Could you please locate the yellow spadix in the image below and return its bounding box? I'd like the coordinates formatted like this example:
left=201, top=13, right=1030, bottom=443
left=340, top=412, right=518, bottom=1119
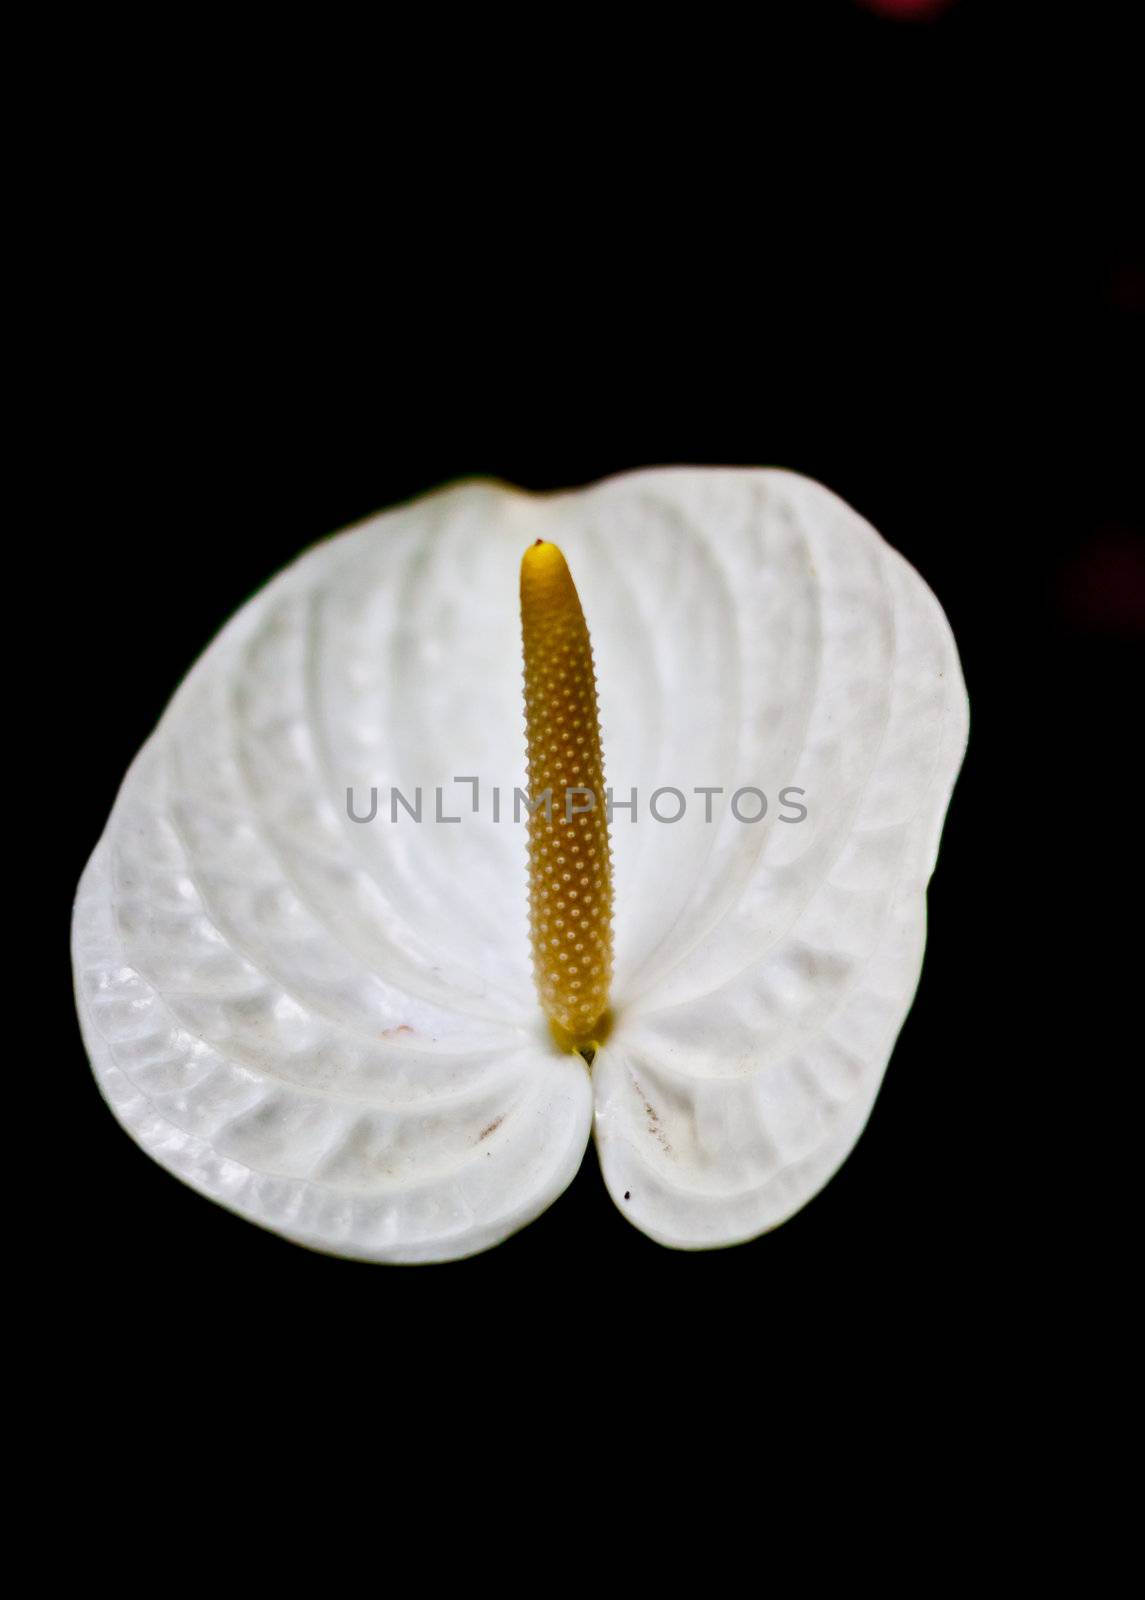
left=520, top=540, right=614, bottom=1051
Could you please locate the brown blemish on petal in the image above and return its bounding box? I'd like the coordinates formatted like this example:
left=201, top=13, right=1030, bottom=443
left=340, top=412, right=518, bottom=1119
left=478, top=1116, right=504, bottom=1142
left=632, top=1077, right=672, bottom=1155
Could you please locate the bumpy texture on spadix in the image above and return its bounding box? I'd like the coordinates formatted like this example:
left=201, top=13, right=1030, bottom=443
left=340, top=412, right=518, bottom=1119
left=72, top=468, right=968, bottom=1261
left=520, top=542, right=614, bottom=1045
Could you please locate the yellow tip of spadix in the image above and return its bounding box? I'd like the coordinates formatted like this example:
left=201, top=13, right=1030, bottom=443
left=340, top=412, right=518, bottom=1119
left=520, top=539, right=575, bottom=600
left=522, top=537, right=561, bottom=565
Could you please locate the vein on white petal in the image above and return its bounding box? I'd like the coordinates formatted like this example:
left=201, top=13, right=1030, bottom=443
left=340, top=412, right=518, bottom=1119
left=159, top=723, right=498, bottom=1050
left=591, top=472, right=966, bottom=1248
left=77, top=843, right=591, bottom=1261
left=621, top=483, right=925, bottom=1021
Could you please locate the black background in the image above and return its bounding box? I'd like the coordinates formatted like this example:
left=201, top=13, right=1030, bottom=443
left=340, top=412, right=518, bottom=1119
left=55, top=2, right=1138, bottom=1383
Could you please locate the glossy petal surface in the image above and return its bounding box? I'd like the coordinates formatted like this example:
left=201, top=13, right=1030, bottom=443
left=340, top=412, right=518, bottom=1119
left=73, top=469, right=967, bottom=1258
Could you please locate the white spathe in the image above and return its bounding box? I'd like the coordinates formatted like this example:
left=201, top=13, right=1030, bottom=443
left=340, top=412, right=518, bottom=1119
left=72, top=468, right=968, bottom=1261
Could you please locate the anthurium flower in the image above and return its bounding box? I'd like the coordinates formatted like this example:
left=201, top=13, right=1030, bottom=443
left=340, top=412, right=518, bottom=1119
left=72, top=468, right=967, bottom=1261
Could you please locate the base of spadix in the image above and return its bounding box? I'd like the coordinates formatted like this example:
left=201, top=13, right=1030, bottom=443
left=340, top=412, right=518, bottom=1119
left=548, top=1008, right=614, bottom=1065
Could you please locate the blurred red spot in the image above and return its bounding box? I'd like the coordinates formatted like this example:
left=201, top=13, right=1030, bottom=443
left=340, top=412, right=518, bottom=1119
left=857, top=0, right=955, bottom=18
left=1110, top=263, right=1145, bottom=313
left=1061, top=529, right=1145, bottom=635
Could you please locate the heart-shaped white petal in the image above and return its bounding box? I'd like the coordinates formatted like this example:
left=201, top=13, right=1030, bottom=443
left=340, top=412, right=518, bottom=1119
left=72, top=468, right=967, bottom=1260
